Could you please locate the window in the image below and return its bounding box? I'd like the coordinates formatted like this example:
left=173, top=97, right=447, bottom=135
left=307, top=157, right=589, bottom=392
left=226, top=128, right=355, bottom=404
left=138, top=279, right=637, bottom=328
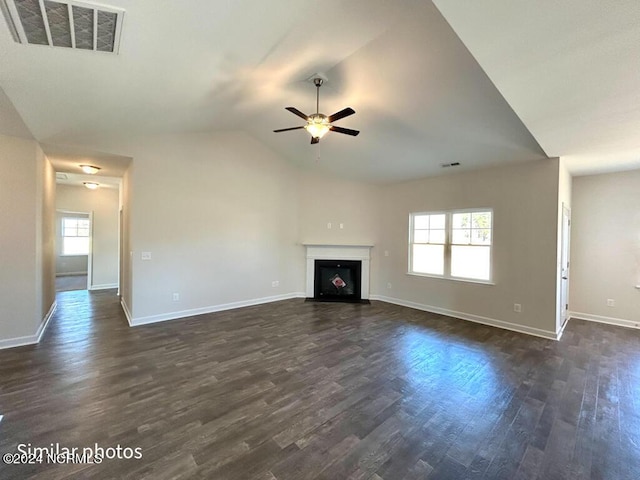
left=62, top=217, right=90, bottom=255
left=410, top=213, right=446, bottom=275
left=409, top=209, right=493, bottom=282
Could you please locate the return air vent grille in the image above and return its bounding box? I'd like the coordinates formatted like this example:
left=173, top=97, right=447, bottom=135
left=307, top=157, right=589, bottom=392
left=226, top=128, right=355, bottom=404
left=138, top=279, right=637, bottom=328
left=2, top=0, right=123, bottom=53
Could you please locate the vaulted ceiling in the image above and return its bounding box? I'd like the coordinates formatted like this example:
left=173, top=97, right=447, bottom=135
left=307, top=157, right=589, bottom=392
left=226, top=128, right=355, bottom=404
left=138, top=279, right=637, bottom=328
left=0, top=0, right=638, bottom=182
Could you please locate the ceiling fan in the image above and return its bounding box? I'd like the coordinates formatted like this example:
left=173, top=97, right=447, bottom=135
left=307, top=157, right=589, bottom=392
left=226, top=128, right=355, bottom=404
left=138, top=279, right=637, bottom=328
left=273, top=78, right=360, bottom=144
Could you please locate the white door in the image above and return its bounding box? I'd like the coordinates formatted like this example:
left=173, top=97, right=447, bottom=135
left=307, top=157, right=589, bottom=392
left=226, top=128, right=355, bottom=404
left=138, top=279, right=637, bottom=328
left=559, top=205, right=571, bottom=330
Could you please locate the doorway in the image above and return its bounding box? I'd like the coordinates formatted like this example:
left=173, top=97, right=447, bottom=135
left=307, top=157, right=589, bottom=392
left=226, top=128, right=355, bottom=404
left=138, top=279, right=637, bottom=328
left=55, top=210, right=93, bottom=292
left=558, top=204, right=571, bottom=332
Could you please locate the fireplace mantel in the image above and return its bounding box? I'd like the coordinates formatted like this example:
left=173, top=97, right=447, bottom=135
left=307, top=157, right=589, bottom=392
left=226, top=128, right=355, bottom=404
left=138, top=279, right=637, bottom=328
left=304, top=244, right=372, bottom=299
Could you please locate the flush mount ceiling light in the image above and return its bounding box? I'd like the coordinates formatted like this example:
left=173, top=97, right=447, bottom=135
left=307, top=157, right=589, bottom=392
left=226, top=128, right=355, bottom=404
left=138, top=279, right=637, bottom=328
left=79, top=164, right=100, bottom=174
left=273, top=77, right=360, bottom=145
left=83, top=182, right=99, bottom=189
left=1, top=0, right=124, bottom=53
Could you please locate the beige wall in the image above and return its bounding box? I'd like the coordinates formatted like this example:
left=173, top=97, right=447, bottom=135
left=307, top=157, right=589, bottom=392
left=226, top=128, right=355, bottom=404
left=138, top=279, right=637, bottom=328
left=296, top=169, right=380, bottom=246
left=124, top=132, right=300, bottom=321
left=0, top=134, right=55, bottom=343
left=56, top=184, right=120, bottom=289
left=570, top=170, right=640, bottom=324
left=374, top=158, right=561, bottom=336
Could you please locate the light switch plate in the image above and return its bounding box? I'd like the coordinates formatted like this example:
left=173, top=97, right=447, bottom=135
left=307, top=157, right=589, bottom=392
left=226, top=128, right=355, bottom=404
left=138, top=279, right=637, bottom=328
left=141, top=252, right=152, bottom=260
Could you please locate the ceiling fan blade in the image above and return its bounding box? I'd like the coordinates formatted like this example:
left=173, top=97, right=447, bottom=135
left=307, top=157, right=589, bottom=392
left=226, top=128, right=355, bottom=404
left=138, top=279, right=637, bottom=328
left=327, top=107, right=355, bottom=123
left=273, top=126, right=305, bottom=133
left=285, top=107, right=309, bottom=121
left=310, top=136, right=320, bottom=145
left=330, top=125, right=360, bottom=136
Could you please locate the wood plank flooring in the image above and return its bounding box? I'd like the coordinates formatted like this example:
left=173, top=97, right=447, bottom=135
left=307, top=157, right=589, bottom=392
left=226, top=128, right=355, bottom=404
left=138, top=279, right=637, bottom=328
left=1, top=290, right=639, bottom=479
left=55, top=275, right=88, bottom=292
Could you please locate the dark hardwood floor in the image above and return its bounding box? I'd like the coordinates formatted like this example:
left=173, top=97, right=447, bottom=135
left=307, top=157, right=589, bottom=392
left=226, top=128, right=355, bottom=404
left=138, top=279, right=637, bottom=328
left=1, top=290, right=639, bottom=479
left=55, top=275, right=88, bottom=292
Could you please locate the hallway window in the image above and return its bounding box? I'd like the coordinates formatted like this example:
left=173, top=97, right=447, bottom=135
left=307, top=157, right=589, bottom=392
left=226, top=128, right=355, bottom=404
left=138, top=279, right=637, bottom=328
left=62, top=217, right=90, bottom=255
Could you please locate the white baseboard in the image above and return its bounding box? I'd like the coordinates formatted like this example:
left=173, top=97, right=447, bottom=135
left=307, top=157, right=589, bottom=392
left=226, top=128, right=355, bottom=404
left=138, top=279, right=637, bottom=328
left=569, top=311, right=640, bottom=330
left=0, top=301, right=57, bottom=350
left=129, top=292, right=306, bottom=327
left=120, top=298, right=133, bottom=327
left=89, top=283, right=118, bottom=291
left=370, top=294, right=559, bottom=340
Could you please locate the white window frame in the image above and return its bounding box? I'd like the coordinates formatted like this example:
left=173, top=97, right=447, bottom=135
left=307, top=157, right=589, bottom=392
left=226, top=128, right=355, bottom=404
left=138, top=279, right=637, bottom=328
left=408, top=208, right=494, bottom=284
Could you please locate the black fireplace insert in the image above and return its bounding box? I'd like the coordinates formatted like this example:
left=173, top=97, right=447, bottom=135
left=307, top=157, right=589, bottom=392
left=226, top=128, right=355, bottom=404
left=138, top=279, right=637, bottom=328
left=313, top=259, right=362, bottom=303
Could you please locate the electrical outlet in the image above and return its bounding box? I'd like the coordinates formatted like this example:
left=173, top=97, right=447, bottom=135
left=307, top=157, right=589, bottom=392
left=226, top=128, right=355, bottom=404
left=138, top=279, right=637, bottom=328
left=272, top=281, right=279, bottom=287
left=387, top=283, right=392, bottom=289
left=607, top=299, right=615, bottom=307
left=339, top=223, right=344, bottom=229
left=384, top=250, right=389, bottom=257
left=514, top=303, right=522, bottom=313
left=141, top=251, right=152, bottom=260
left=327, top=222, right=332, bottom=229
left=172, top=293, right=180, bottom=301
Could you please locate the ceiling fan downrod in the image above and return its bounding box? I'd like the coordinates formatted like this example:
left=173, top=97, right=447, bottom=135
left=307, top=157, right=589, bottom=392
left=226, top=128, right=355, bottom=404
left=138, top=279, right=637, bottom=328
left=314, top=78, right=323, bottom=115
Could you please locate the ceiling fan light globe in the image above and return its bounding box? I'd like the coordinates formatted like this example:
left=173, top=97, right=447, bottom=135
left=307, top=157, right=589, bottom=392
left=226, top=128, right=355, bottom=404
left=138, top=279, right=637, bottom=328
left=304, top=114, right=330, bottom=138
left=305, top=124, right=330, bottom=138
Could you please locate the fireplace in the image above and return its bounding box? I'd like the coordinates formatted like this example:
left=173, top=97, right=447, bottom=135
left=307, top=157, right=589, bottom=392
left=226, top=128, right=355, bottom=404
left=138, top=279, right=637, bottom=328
left=304, top=244, right=372, bottom=302
left=314, top=259, right=362, bottom=302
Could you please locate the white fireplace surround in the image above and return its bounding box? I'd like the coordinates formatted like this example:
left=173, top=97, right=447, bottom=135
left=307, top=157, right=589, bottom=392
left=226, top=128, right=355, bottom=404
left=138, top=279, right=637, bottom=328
left=304, top=244, right=373, bottom=299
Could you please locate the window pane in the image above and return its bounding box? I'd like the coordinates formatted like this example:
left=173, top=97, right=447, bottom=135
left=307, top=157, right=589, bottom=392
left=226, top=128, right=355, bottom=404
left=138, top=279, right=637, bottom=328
left=471, top=228, right=491, bottom=245
left=429, top=229, right=445, bottom=244
left=78, top=219, right=90, bottom=229
left=414, top=215, right=429, bottom=229
left=63, top=227, right=77, bottom=237
left=452, top=228, right=470, bottom=244
left=77, top=228, right=90, bottom=237
left=452, top=213, right=470, bottom=229
left=63, top=237, right=89, bottom=255
left=430, top=214, right=445, bottom=229
left=412, top=244, right=444, bottom=275
left=472, top=212, right=491, bottom=229
left=414, top=230, right=429, bottom=243
left=63, top=218, right=77, bottom=229
left=451, top=245, right=490, bottom=280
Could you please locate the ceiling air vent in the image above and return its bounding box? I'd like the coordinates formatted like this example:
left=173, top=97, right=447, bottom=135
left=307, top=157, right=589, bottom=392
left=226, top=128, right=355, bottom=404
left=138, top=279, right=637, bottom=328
left=1, top=0, right=124, bottom=53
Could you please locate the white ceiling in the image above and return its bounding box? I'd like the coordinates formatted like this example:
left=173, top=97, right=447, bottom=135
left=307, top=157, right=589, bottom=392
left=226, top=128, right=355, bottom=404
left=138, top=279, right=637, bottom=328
left=43, top=143, right=131, bottom=176
left=56, top=172, right=120, bottom=189
left=433, top=0, right=640, bottom=176
left=2, top=0, right=637, bottom=181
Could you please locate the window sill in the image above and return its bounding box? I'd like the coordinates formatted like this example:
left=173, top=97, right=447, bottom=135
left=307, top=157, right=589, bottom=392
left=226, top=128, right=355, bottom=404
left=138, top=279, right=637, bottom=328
left=406, top=272, right=495, bottom=286
left=59, top=254, right=89, bottom=257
